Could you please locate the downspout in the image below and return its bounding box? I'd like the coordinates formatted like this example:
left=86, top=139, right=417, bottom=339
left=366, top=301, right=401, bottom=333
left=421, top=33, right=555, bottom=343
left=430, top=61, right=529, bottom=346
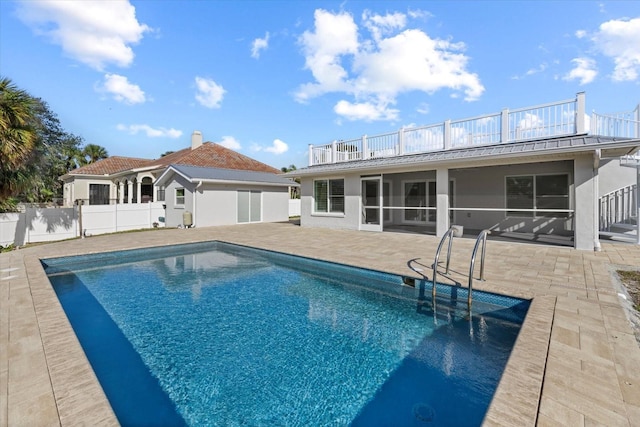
left=193, top=181, right=203, bottom=227
left=593, top=150, right=601, bottom=252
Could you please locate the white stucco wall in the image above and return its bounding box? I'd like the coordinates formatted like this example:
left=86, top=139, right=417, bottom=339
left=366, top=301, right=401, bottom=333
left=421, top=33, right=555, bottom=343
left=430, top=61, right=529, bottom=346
left=598, top=158, right=638, bottom=197
left=164, top=175, right=196, bottom=227
left=163, top=179, right=290, bottom=228
left=300, top=173, right=361, bottom=230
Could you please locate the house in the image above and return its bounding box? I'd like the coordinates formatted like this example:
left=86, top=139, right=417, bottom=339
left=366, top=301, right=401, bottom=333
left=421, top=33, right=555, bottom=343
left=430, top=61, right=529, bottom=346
left=154, top=164, right=295, bottom=228
left=60, top=131, right=297, bottom=227
left=288, top=93, right=640, bottom=251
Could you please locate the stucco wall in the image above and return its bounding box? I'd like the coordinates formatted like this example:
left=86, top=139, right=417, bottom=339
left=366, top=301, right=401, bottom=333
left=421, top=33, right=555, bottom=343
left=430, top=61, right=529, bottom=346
left=164, top=175, right=195, bottom=227
left=164, top=180, right=290, bottom=228
left=300, top=173, right=361, bottom=230
left=598, top=158, right=637, bottom=197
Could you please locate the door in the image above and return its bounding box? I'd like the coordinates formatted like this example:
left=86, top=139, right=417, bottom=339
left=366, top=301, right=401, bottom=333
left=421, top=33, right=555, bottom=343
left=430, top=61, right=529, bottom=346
left=360, top=177, right=382, bottom=231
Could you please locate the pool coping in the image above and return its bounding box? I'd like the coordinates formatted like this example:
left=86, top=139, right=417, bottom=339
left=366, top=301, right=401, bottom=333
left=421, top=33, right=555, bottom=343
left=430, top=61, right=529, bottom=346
left=3, top=223, right=640, bottom=426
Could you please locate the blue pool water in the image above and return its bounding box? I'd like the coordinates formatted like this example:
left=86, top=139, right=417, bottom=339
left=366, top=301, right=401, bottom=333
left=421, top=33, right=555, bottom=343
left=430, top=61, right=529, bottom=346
left=43, top=241, right=529, bottom=427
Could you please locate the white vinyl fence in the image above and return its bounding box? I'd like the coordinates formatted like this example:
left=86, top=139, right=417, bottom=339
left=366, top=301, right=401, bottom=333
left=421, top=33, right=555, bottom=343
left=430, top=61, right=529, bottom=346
left=1, top=200, right=300, bottom=247
left=0, top=202, right=166, bottom=247
left=289, top=199, right=301, bottom=217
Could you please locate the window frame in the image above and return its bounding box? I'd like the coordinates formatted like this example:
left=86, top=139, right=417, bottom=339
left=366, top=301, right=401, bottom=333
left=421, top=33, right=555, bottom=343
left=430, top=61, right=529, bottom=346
left=88, top=183, right=110, bottom=205
left=175, top=187, right=185, bottom=206
left=505, top=173, right=570, bottom=218
left=312, top=178, right=345, bottom=215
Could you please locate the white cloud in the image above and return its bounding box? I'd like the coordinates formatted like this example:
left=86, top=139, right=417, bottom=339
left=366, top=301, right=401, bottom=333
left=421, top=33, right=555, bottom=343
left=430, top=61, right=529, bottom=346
left=362, top=10, right=406, bottom=41
left=16, top=0, right=150, bottom=70
left=334, top=100, right=399, bottom=122
left=251, top=139, right=289, bottom=154
left=296, top=9, right=359, bottom=102
left=195, top=77, right=225, bottom=108
left=575, top=30, right=587, bottom=39
left=251, top=32, right=270, bottom=58
left=563, top=57, right=598, bottom=85
left=592, top=17, right=640, bottom=81
left=265, top=139, right=288, bottom=154
left=116, top=124, right=182, bottom=138
left=416, top=103, right=430, bottom=115
left=295, top=9, right=484, bottom=122
left=99, top=73, right=146, bottom=104
left=217, top=136, right=241, bottom=150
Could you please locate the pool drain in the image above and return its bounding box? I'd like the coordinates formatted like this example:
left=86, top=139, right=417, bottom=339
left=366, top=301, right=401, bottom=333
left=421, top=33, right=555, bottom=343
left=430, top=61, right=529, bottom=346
left=413, top=402, right=435, bottom=424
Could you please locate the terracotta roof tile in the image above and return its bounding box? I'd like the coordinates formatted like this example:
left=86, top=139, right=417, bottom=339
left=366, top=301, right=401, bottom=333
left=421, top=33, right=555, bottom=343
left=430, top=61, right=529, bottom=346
left=67, top=143, right=281, bottom=176
left=171, top=143, right=281, bottom=173
left=69, top=156, right=151, bottom=175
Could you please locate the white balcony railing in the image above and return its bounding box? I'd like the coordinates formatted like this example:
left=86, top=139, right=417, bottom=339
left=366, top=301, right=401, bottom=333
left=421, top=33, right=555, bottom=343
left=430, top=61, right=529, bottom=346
left=309, top=93, right=639, bottom=166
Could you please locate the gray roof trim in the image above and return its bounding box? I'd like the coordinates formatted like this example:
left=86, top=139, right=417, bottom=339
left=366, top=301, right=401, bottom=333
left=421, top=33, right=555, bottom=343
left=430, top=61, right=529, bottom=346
left=287, top=135, right=640, bottom=177
left=155, top=164, right=298, bottom=187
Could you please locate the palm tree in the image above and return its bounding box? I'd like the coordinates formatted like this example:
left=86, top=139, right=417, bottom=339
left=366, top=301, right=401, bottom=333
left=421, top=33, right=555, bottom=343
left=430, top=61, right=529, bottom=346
left=0, top=77, right=37, bottom=171
left=0, top=77, right=38, bottom=201
left=82, top=143, right=108, bottom=164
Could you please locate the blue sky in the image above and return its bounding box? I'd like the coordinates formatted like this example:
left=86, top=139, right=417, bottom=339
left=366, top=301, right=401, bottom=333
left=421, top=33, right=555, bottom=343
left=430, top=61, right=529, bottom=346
left=1, top=1, right=639, bottom=170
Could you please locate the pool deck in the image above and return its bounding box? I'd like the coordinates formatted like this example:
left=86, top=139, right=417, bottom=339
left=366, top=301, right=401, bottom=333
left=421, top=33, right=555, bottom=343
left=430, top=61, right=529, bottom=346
left=1, top=222, right=639, bottom=426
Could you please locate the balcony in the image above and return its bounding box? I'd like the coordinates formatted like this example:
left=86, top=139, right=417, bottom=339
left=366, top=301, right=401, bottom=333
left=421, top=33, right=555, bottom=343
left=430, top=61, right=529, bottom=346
left=308, top=92, right=640, bottom=166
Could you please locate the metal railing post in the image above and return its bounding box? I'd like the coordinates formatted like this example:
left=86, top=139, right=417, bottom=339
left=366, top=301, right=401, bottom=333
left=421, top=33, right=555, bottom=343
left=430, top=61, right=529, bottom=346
left=308, top=144, right=314, bottom=166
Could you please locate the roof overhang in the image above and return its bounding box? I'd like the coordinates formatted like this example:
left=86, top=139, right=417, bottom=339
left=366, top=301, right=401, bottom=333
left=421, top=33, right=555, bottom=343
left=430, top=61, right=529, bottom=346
left=287, top=135, right=640, bottom=178
left=154, top=165, right=298, bottom=188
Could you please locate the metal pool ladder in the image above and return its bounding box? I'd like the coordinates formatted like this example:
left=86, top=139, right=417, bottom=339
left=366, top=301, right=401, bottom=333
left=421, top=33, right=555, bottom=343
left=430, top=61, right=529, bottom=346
left=432, top=228, right=490, bottom=308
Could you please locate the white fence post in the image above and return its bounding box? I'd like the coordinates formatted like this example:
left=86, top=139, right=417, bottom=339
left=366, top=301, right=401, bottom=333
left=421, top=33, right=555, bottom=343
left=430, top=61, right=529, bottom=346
left=331, top=140, right=337, bottom=164
left=576, top=92, right=586, bottom=134
left=308, top=144, right=314, bottom=166
left=398, top=128, right=404, bottom=155
left=444, top=120, right=451, bottom=150
left=362, top=135, right=369, bottom=160
left=501, top=108, right=509, bottom=142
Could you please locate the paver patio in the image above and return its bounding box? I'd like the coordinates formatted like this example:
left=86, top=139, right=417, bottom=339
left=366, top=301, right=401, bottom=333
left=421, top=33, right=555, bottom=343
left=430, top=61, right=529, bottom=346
left=1, top=222, right=639, bottom=426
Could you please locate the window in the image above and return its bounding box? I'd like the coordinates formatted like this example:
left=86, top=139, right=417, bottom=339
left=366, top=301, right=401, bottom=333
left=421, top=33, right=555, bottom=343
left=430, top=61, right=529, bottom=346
left=175, top=188, right=185, bottom=206
left=314, top=179, right=344, bottom=213
left=89, top=184, right=110, bottom=205
left=506, top=174, right=569, bottom=217
left=237, top=190, right=261, bottom=223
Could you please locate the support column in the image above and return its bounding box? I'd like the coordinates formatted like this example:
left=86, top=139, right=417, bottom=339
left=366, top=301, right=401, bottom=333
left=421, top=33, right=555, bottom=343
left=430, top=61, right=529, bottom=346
left=136, top=181, right=142, bottom=204
left=118, top=182, right=124, bottom=204
left=436, top=167, right=450, bottom=237
left=127, top=181, right=133, bottom=204
left=574, top=154, right=596, bottom=250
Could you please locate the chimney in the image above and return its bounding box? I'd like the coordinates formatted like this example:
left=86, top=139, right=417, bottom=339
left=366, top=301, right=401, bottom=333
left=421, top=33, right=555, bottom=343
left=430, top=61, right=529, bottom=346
left=191, top=130, right=203, bottom=150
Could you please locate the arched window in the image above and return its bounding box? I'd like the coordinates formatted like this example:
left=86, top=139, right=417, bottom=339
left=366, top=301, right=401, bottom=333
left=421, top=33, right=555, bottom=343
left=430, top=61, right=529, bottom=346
left=141, top=177, right=154, bottom=203
left=132, top=178, right=138, bottom=203
left=123, top=179, right=129, bottom=204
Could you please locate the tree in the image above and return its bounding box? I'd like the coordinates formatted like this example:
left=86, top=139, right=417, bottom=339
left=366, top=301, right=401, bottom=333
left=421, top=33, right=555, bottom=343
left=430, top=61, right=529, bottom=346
left=0, top=77, right=38, bottom=201
left=280, top=164, right=297, bottom=173
left=82, top=143, right=108, bottom=164
left=280, top=164, right=300, bottom=199
left=160, top=150, right=174, bottom=157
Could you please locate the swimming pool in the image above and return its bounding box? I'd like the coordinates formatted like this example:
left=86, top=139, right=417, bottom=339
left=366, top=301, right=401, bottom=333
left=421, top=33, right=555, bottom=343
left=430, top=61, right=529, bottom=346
left=43, top=241, right=529, bottom=426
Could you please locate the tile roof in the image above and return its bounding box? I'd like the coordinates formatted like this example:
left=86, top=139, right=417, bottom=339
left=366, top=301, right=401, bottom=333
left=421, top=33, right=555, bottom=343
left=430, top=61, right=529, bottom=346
left=67, top=142, right=281, bottom=176
left=68, top=156, right=151, bottom=175
left=148, top=143, right=281, bottom=173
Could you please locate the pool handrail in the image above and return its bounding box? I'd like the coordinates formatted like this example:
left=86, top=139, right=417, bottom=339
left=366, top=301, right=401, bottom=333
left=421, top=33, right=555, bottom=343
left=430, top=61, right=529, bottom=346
left=432, top=226, right=456, bottom=301
left=468, top=230, right=491, bottom=308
